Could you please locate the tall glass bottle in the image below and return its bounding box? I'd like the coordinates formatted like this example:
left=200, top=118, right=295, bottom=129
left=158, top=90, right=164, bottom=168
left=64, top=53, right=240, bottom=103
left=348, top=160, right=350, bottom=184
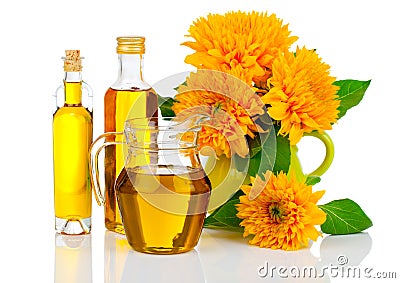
left=53, top=50, right=93, bottom=235
left=104, top=36, right=158, bottom=234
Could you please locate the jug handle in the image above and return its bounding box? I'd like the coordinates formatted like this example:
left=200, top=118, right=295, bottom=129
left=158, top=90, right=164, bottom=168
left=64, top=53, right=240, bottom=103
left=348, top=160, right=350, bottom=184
left=89, top=132, right=123, bottom=206
left=304, top=131, right=335, bottom=177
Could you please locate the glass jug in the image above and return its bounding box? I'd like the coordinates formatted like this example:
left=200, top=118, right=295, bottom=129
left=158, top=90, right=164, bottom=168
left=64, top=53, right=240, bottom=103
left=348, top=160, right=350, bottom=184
left=90, top=116, right=211, bottom=254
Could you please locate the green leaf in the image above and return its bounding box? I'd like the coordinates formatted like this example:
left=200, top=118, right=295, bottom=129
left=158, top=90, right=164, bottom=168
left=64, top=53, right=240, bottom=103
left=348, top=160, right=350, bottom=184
left=247, top=131, right=274, bottom=177
left=334, top=80, right=371, bottom=119
left=247, top=127, right=290, bottom=178
left=248, top=140, right=274, bottom=177
left=305, top=175, right=321, bottom=186
left=249, top=134, right=263, bottom=158
left=319, top=198, right=373, bottom=235
left=203, top=216, right=227, bottom=228
left=231, top=153, right=249, bottom=173
left=204, top=190, right=244, bottom=232
left=273, top=133, right=290, bottom=173
left=157, top=94, right=176, bottom=117
left=212, top=199, right=243, bottom=232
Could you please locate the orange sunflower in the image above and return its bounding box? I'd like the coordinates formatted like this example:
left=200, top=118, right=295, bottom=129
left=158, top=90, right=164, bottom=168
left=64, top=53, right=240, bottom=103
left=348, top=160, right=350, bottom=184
left=262, top=46, right=340, bottom=145
left=236, top=171, right=326, bottom=251
left=172, top=70, right=266, bottom=158
left=182, top=11, right=298, bottom=87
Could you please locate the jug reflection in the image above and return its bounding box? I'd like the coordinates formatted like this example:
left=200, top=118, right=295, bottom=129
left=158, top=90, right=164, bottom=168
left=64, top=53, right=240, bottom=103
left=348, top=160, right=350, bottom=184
left=104, top=230, right=205, bottom=282
left=104, top=231, right=131, bottom=283
left=121, top=249, right=205, bottom=282
left=54, top=233, right=92, bottom=283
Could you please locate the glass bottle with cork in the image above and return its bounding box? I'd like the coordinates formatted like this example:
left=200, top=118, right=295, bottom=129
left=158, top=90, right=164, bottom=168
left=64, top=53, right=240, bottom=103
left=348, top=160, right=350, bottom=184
left=53, top=50, right=93, bottom=235
left=102, top=36, right=158, bottom=234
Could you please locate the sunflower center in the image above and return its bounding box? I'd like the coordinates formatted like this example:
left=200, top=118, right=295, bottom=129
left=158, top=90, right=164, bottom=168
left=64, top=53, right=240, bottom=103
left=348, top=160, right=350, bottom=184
left=269, top=203, right=284, bottom=223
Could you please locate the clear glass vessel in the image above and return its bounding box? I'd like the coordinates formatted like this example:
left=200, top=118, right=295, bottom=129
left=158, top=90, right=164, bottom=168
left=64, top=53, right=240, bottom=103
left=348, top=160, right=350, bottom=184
left=53, top=50, right=93, bottom=235
left=103, top=36, right=158, bottom=234
left=90, top=116, right=211, bottom=254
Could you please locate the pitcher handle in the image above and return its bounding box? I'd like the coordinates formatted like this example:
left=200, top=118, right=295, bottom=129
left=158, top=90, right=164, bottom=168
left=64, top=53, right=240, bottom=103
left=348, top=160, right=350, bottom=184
left=89, top=132, right=123, bottom=206
left=304, top=131, right=335, bottom=176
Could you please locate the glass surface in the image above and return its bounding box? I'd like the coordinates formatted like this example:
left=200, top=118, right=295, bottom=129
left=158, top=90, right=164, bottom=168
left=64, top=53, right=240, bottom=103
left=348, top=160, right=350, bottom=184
left=103, top=51, right=158, bottom=234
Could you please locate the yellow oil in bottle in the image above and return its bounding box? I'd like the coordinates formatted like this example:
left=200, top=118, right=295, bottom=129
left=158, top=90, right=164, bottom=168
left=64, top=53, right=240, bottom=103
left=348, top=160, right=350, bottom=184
left=53, top=81, right=93, bottom=233
left=104, top=87, right=158, bottom=234
left=116, top=165, right=211, bottom=254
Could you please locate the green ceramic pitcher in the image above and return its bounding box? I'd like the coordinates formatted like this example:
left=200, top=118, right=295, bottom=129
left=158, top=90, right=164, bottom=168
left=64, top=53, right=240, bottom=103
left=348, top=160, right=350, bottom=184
left=288, top=131, right=335, bottom=183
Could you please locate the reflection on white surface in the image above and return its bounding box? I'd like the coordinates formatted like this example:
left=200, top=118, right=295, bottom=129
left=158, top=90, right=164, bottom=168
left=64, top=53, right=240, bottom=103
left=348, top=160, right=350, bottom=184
left=65, top=230, right=372, bottom=282
left=54, top=233, right=92, bottom=283
left=319, top=233, right=372, bottom=266
left=198, top=230, right=326, bottom=282
left=121, top=249, right=205, bottom=283
left=104, top=231, right=131, bottom=283
left=104, top=231, right=206, bottom=283
left=197, top=230, right=372, bottom=283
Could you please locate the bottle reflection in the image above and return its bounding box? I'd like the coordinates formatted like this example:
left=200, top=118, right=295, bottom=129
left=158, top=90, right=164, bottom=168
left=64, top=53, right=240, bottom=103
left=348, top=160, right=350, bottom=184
left=104, top=231, right=131, bottom=283
left=54, top=233, right=92, bottom=283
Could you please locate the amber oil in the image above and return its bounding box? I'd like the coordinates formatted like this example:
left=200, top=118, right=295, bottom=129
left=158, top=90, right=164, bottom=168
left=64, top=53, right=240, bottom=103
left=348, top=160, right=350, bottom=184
left=103, top=36, right=158, bottom=234
left=104, top=88, right=157, bottom=233
left=116, top=165, right=211, bottom=254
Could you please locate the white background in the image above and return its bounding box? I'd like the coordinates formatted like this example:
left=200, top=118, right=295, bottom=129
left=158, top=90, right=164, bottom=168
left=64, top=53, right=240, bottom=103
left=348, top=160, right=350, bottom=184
left=1, top=0, right=399, bottom=282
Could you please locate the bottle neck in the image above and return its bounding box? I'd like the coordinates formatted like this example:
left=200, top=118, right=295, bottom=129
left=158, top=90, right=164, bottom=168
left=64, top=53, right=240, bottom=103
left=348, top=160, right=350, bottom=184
left=112, top=53, right=150, bottom=90
left=64, top=71, right=82, bottom=106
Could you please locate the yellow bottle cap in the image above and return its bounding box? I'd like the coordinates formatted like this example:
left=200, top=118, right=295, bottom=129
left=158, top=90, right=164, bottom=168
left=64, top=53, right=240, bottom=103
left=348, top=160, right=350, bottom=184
left=116, top=36, right=145, bottom=54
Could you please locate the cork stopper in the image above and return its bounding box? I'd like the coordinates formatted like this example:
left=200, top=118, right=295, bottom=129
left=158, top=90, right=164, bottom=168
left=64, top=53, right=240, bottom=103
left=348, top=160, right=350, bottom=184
left=116, top=36, right=145, bottom=54
left=63, top=50, right=82, bottom=72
